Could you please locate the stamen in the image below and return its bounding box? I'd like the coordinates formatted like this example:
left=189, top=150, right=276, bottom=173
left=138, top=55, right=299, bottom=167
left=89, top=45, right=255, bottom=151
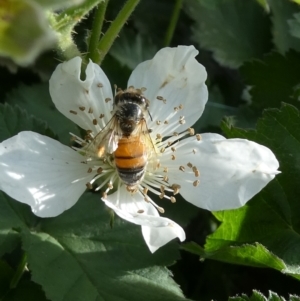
left=137, top=209, right=144, bottom=214
left=171, top=184, right=181, bottom=195
left=86, top=182, right=93, bottom=189
left=179, top=166, right=185, bottom=172
left=87, top=167, right=93, bottom=173
left=88, top=108, right=93, bottom=114
left=187, top=162, right=193, bottom=168
left=169, top=196, right=176, bottom=203
left=79, top=106, right=85, bottom=111
left=196, top=134, right=201, bottom=141
left=188, top=128, right=195, bottom=135
left=158, top=207, right=165, bottom=214
left=99, top=114, right=105, bottom=118
left=97, top=167, right=103, bottom=174
left=171, top=155, right=176, bottom=160
left=193, top=180, right=200, bottom=187
left=69, top=110, right=77, bottom=115
left=105, top=98, right=111, bottom=103
left=163, top=175, right=169, bottom=182
left=97, top=83, right=103, bottom=87
left=93, top=119, right=97, bottom=125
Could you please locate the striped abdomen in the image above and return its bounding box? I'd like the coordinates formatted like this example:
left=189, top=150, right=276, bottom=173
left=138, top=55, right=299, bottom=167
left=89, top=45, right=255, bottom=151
left=114, top=136, right=147, bottom=187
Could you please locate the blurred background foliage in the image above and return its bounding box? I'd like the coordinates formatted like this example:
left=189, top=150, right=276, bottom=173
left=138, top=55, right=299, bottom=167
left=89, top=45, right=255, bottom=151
left=1, top=0, right=300, bottom=300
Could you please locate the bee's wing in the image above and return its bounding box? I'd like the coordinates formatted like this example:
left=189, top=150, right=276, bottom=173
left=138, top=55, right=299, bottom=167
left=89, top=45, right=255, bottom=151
left=139, top=119, right=158, bottom=160
left=84, top=116, right=120, bottom=158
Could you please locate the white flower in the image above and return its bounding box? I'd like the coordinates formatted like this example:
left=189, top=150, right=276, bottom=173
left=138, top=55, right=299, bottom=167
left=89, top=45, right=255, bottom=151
left=0, top=46, right=279, bottom=253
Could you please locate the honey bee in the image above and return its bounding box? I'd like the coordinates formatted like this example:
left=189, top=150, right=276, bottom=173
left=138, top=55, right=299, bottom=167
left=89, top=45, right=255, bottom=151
left=86, top=87, right=156, bottom=190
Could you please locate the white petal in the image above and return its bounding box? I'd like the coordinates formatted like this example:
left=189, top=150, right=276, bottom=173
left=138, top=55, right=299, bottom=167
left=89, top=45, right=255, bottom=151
left=102, top=185, right=185, bottom=252
left=142, top=223, right=186, bottom=253
left=49, top=57, right=113, bottom=132
left=128, top=46, right=208, bottom=136
left=160, top=135, right=279, bottom=211
left=0, top=132, right=94, bottom=217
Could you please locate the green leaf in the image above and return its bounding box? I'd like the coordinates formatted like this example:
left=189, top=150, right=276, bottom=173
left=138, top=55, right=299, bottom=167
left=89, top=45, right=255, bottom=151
left=0, top=259, right=14, bottom=298
left=0, top=191, right=38, bottom=258
left=182, top=242, right=286, bottom=270
left=3, top=278, right=49, bottom=301
left=268, top=0, right=300, bottom=53
left=0, top=103, right=56, bottom=142
left=34, top=0, right=85, bottom=9
left=21, top=193, right=189, bottom=301
left=5, top=84, right=80, bottom=144
left=184, top=0, right=272, bottom=68
left=288, top=13, right=300, bottom=40
left=241, top=51, right=300, bottom=110
left=0, top=0, right=55, bottom=66
left=110, top=29, right=158, bottom=70
left=190, top=104, right=300, bottom=280
left=229, top=290, right=298, bottom=301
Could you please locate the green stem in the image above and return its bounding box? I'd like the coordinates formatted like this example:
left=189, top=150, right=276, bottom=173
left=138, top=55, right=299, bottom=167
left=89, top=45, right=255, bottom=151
left=163, top=0, right=184, bottom=47
left=10, top=252, right=27, bottom=289
left=86, top=0, right=110, bottom=64
left=97, top=0, right=140, bottom=65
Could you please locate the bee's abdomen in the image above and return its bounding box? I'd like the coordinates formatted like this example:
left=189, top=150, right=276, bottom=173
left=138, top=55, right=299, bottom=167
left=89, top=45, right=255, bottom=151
left=114, top=137, right=147, bottom=186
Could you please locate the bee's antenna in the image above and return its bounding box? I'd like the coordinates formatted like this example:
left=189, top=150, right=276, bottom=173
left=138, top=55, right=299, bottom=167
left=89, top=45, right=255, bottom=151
left=148, top=109, right=153, bottom=121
